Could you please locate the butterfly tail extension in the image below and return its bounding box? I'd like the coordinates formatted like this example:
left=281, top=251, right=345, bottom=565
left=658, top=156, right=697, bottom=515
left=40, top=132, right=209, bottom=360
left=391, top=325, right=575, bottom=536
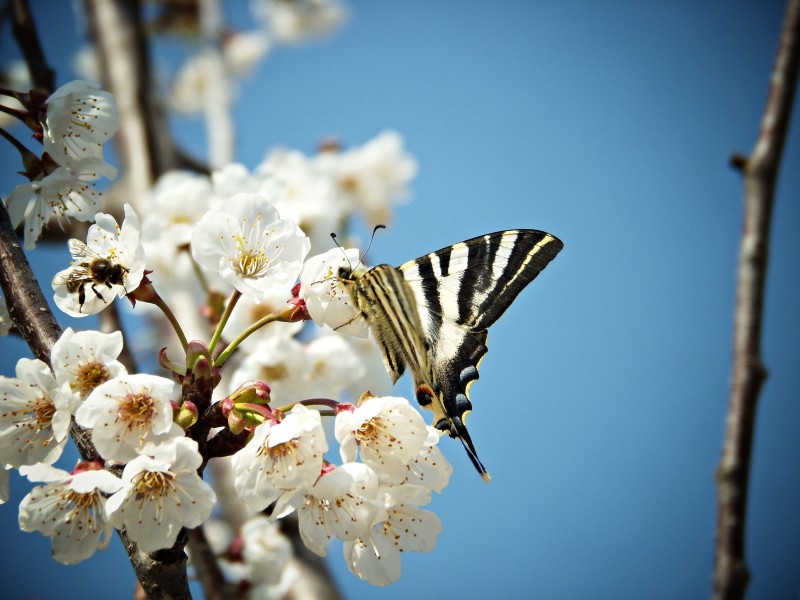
left=436, top=412, right=491, bottom=483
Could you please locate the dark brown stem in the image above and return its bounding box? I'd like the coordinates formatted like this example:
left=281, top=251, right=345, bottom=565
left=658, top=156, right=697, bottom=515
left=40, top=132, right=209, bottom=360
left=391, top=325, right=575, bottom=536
left=713, top=1, right=800, bottom=599
left=0, top=203, right=61, bottom=361
left=186, top=527, right=227, bottom=600
left=10, top=0, right=55, bottom=93
left=0, top=201, right=192, bottom=599
left=281, top=514, right=342, bottom=600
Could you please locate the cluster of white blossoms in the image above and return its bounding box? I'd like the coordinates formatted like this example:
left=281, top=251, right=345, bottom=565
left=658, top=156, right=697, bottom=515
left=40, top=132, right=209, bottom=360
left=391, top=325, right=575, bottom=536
left=0, top=325, right=216, bottom=560
left=3, top=80, right=119, bottom=249
left=0, top=74, right=451, bottom=587
left=170, top=0, right=345, bottom=116
left=226, top=395, right=450, bottom=586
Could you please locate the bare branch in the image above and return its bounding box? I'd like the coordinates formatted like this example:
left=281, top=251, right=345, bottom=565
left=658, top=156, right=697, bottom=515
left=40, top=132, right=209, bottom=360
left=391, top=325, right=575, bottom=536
left=83, top=0, right=180, bottom=200
left=186, top=527, right=227, bottom=600
left=198, top=0, right=235, bottom=168
left=10, top=0, right=55, bottom=92
left=0, top=201, right=192, bottom=598
left=281, top=514, right=342, bottom=600
left=0, top=203, right=61, bottom=362
left=713, top=1, right=800, bottom=599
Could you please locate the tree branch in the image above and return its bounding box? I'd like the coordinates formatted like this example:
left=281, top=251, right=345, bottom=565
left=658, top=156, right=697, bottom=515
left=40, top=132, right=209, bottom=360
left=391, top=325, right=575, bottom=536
left=0, top=201, right=192, bottom=598
left=10, top=0, right=55, bottom=92
left=713, top=1, right=800, bottom=599
left=83, top=0, right=180, bottom=201
left=0, top=203, right=61, bottom=361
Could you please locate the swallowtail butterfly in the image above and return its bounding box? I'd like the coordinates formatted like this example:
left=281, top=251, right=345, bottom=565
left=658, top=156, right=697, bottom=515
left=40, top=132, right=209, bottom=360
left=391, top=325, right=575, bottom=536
left=339, top=229, right=563, bottom=482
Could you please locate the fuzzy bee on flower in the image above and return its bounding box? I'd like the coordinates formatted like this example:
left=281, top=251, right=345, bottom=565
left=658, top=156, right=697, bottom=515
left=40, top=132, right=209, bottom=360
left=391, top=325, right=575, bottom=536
left=51, top=204, right=146, bottom=317
left=52, top=239, right=130, bottom=313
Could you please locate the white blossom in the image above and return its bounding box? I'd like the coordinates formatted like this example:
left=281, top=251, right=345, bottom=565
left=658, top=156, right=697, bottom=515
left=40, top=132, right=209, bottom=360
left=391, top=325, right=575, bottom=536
left=42, top=80, right=118, bottom=179
left=18, top=462, right=123, bottom=564
left=230, top=331, right=365, bottom=405
left=224, top=30, right=271, bottom=76
left=316, top=130, right=417, bottom=226
left=169, top=53, right=217, bottom=115
left=191, top=192, right=310, bottom=302
left=404, top=426, right=453, bottom=493
left=299, top=332, right=366, bottom=399
left=335, top=396, right=428, bottom=483
left=75, top=373, right=182, bottom=463
left=212, top=162, right=263, bottom=197
left=51, top=327, right=127, bottom=402
left=257, top=148, right=346, bottom=252
left=241, top=516, right=293, bottom=586
left=230, top=335, right=311, bottom=405
left=4, top=162, right=104, bottom=250
left=275, top=462, right=381, bottom=557
left=105, top=437, right=216, bottom=552
left=299, top=247, right=368, bottom=337
left=231, top=403, right=327, bottom=512
left=342, top=336, right=394, bottom=398
left=223, top=286, right=302, bottom=352
left=254, top=0, right=346, bottom=44
left=343, top=484, right=442, bottom=586
left=0, top=358, right=72, bottom=468
left=52, top=204, right=146, bottom=317
left=71, top=45, right=100, bottom=83
left=169, top=32, right=269, bottom=116
left=141, top=170, right=217, bottom=251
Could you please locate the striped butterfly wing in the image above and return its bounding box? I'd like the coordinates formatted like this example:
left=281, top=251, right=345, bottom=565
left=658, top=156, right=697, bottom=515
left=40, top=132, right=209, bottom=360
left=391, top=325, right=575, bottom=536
left=399, top=229, right=564, bottom=479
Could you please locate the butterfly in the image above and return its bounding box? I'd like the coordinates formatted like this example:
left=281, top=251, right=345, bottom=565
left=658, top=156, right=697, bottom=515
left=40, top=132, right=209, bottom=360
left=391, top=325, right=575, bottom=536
left=338, top=229, right=563, bottom=481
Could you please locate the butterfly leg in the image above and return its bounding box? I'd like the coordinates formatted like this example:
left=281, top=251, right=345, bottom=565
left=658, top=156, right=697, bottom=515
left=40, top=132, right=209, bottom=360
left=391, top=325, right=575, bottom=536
left=333, top=310, right=366, bottom=331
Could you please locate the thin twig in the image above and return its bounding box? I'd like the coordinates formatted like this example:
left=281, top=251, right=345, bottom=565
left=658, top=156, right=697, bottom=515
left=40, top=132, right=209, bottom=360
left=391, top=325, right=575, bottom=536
left=713, top=1, right=800, bottom=599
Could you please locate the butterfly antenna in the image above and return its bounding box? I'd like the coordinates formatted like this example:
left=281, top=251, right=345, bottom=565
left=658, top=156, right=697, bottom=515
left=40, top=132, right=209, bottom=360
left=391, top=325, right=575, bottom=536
left=330, top=232, right=354, bottom=272
left=353, top=224, right=386, bottom=272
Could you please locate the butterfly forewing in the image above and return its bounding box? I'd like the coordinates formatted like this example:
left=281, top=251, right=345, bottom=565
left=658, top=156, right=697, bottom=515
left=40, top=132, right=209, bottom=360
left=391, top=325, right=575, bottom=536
left=347, top=229, right=563, bottom=480
left=351, top=265, right=434, bottom=387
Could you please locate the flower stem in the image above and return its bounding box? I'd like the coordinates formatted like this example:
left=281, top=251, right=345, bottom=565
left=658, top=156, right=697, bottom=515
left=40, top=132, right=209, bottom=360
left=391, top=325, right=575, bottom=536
left=186, top=247, right=211, bottom=295
left=214, top=304, right=295, bottom=368
left=151, top=291, right=189, bottom=351
left=275, top=399, right=340, bottom=418
left=208, top=290, right=241, bottom=356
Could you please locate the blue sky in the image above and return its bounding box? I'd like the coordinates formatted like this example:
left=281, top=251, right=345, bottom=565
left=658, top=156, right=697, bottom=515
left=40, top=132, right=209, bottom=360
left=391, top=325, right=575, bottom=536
left=1, top=2, right=799, bottom=599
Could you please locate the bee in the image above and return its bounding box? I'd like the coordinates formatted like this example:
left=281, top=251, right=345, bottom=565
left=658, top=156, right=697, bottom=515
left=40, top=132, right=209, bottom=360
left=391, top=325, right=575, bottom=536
left=53, top=239, right=130, bottom=312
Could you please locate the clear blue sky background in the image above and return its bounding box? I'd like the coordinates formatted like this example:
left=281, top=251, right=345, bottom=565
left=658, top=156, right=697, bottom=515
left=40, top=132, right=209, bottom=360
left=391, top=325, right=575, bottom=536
left=1, top=2, right=799, bottom=599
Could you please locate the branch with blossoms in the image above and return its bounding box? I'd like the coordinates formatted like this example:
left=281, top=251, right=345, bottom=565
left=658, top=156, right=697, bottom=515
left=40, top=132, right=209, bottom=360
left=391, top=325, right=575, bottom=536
left=0, top=2, right=458, bottom=598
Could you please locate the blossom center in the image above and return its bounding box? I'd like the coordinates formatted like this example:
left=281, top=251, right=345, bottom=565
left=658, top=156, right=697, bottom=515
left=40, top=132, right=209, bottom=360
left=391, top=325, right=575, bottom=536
left=260, top=364, right=289, bottom=382
left=118, top=392, right=156, bottom=431
left=33, top=395, right=56, bottom=429
left=73, top=361, right=112, bottom=397
left=260, top=438, right=304, bottom=477
left=133, top=470, right=175, bottom=500
left=356, top=417, right=395, bottom=446
left=63, top=488, right=103, bottom=515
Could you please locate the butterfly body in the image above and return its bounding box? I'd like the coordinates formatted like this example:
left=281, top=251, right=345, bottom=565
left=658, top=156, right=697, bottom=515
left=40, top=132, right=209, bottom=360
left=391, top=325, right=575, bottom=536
left=340, top=229, right=563, bottom=480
